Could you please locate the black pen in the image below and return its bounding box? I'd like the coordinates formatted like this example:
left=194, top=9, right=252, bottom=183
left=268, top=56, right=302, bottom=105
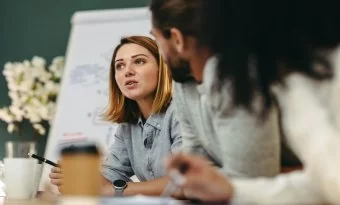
left=28, top=153, right=58, bottom=167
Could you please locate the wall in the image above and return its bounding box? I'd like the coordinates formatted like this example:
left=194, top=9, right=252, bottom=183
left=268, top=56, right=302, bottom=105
left=0, top=0, right=150, bottom=159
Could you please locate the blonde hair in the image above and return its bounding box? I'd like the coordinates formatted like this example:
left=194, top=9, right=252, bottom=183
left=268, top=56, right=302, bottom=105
left=104, top=36, right=172, bottom=123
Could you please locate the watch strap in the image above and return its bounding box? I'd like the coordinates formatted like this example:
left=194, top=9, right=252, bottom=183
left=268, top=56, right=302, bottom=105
left=115, top=188, right=124, bottom=197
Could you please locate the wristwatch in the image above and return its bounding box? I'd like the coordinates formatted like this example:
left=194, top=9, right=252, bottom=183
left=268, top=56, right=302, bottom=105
left=113, top=179, right=127, bottom=197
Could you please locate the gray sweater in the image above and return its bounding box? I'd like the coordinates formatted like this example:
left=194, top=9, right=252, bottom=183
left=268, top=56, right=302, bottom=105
left=173, top=56, right=280, bottom=177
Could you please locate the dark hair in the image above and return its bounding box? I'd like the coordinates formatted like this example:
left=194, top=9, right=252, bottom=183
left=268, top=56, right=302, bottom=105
left=149, top=0, right=201, bottom=38
left=200, top=0, right=340, bottom=113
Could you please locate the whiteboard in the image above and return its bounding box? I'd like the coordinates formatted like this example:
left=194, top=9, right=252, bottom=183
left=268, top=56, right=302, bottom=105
left=40, top=7, right=151, bottom=190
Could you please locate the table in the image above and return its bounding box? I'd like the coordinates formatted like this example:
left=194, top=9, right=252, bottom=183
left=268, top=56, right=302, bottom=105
left=0, top=198, right=50, bottom=205
left=0, top=196, right=229, bottom=205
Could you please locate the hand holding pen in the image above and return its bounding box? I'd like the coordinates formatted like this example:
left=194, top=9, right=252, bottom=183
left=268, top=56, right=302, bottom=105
left=28, top=153, right=63, bottom=188
left=163, top=153, right=233, bottom=202
left=49, top=165, right=63, bottom=188
left=161, top=162, right=188, bottom=197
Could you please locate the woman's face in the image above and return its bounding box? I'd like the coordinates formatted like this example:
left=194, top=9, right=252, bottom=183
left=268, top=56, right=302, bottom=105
left=114, top=43, right=159, bottom=102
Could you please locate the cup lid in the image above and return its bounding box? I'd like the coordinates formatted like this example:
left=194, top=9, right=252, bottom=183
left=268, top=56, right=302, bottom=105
left=61, top=144, right=99, bottom=155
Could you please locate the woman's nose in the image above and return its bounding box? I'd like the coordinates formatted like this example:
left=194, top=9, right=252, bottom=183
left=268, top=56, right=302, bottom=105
left=125, top=64, right=135, bottom=77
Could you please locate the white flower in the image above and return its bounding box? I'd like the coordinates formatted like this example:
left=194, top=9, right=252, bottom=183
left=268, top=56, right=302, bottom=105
left=14, top=114, right=23, bottom=121
left=7, top=123, right=16, bottom=133
left=0, top=108, right=14, bottom=123
left=28, top=113, right=41, bottom=123
left=8, top=91, right=19, bottom=102
left=4, top=62, right=13, bottom=70
left=14, top=64, right=25, bottom=77
left=3, top=63, right=14, bottom=77
left=30, top=97, right=41, bottom=107
left=45, top=81, right=54, bottom=91
left=0, top=55, right=64, bottom=135
left=19, top=95, right=29, bottom=104
left=18, top=80, right=34, bottom=92
left=9, top=105, right=24, bottom=121
left=23, top=60, right=30, bottom=67
left=45, top=81, right=60, bottom=94
left=12, top=100, right=21, bottom=108
left=53, top=70, right=63, bottom=79
left=33, top=123, right=46, bottom=135
left=40, top=94, right=49, bottom=104
left=8, top=81, right=19, bottom=91
left=50, top=56, right=65, bottom=70
left=38, top=107, right=49, bottom=120
left=30, top=66, right=43, bottom=79
left=31, top=56, right=46, bottom=68
left=49, top=56, right=65, bottom=78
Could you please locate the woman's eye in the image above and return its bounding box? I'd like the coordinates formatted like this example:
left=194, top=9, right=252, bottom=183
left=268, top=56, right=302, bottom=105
left=135, top=58, right=146, bottom=65
left=115, top=63, right=124, bottom=70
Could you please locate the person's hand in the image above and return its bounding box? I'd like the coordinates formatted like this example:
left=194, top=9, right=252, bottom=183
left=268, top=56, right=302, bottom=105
left=49, top=166, right=62, bottom=187
left=165, top=153, right=233, bottom=202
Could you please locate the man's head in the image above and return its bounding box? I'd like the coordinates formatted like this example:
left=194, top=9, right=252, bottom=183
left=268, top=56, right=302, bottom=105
left=149, top=0, right=201, bottom=83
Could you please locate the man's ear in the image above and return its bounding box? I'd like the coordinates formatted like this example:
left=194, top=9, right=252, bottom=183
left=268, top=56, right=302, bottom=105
left=169, top=28, right=186, bottom=54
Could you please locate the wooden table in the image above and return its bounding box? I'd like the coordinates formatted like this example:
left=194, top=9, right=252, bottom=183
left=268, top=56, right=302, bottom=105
left=0, top=197, right=53, bottom=205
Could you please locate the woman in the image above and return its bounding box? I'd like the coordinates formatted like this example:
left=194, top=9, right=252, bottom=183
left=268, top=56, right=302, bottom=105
left=165, top=0, right=340, bottom=204
left=49, top=36, right=182, bottom=197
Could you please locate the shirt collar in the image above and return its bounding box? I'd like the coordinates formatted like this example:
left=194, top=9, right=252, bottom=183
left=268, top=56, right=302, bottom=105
left=137, top=116, right=144, bottom=128
left=137, top=113, right=163, bottom=130
left=196, top=55, right=219, bottom=94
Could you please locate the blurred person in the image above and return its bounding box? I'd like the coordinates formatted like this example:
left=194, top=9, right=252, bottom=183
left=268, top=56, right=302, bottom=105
left=165, top=0, right=340, bottom=204
left=49, top=36, right=183, bottom=197
left=149, top=0, right=300, bottom=180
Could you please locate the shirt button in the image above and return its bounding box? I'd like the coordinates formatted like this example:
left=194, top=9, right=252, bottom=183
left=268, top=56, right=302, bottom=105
left=147, top=164, right=152, bottom=171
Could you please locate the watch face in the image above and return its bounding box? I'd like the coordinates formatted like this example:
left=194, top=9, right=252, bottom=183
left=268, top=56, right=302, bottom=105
left=113, top=179, right=126, bottom=188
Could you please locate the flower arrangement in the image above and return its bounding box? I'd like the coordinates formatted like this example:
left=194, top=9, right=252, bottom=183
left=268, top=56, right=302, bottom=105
left=0, top=56, right=64, bottom=136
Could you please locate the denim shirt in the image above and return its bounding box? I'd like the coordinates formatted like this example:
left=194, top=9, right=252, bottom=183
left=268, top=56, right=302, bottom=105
left=101, top=102, right=182, bottom=182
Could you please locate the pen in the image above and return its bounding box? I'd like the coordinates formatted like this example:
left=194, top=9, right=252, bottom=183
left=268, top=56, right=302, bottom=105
left=161, top=163, right=188, bottom=197
left=28, top=153, right=58, bottom=167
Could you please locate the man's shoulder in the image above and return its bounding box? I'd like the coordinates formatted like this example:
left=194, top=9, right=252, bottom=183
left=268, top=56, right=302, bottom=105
left=174, top=81, right=200, bottom=99
left=174, top=81, right=198, bottom=91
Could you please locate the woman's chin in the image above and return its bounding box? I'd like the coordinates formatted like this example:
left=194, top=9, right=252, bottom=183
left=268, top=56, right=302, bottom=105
left=125, top=94, right=143, bottom=101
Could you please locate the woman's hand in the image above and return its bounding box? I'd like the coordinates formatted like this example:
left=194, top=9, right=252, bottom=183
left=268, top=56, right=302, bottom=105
left=165, top=153, right=233, bottom=202
left=49, top=166, right=63, bottom=187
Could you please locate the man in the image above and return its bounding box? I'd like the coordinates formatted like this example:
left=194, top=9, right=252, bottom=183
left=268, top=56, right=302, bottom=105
left=149, top=0, right=281, bottom=178
left=163, top=0, right=340, bottom=204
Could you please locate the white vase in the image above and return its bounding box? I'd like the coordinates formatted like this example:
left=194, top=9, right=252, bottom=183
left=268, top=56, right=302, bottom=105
left=3, top=141, right=40, bottom=199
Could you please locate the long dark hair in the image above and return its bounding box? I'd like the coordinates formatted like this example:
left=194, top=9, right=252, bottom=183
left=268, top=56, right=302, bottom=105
left=199, top=0, right=340, bottom=113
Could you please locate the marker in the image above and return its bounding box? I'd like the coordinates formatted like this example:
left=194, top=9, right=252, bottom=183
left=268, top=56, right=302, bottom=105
left=28, top=153, right=58, bottom=167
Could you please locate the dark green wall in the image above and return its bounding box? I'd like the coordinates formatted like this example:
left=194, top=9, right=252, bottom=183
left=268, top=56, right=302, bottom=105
left=0, top=0, right=150, bottom=159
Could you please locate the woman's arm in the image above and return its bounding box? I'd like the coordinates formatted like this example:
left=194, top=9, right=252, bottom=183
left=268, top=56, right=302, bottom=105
left=272, top=73, right=340, bottom=204
left=164, top=153, right=325, bottom=204
left=50, top=160, right=184, bottom=198
left=101, top=175, right=184, bottom=198
left=101, top=126, right=134, bottom=183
